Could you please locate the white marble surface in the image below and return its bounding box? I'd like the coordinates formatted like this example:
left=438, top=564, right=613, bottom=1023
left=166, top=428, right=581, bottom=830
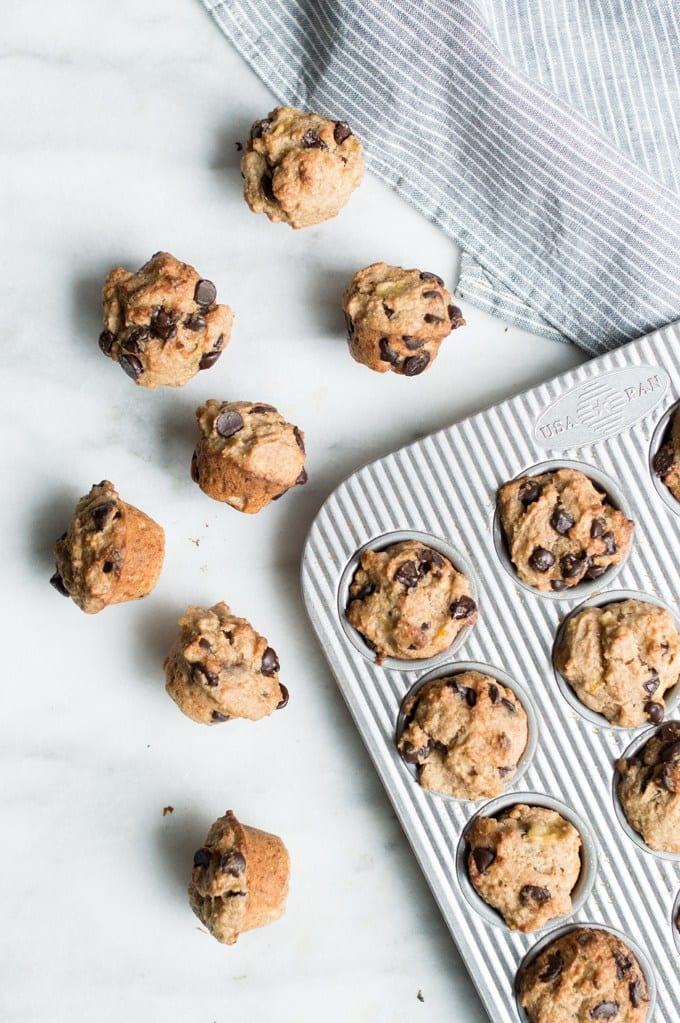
left=1, top=3, right=586, bottom=1021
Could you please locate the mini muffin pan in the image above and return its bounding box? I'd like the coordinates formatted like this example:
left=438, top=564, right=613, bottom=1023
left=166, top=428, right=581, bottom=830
left=301, top=320, right=680, bottom=1021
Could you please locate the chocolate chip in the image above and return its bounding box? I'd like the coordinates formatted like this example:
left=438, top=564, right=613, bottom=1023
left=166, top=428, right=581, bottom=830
left=193, top=664, right=219, bottom=688
left=192, top=848, right=211, bottom=869
left=448, top=679, right=476, bottom=706
left=560, top=552, right=587, bottom=579
left=590, top=1002, right=620, bottom=1020
left=191, top=450, right=199, bottom=483
left=403, top=352, right=430, bottom=376
left=50, top=571, right=70, bottom=596
left=220, top=851, right=246, bottom=876
left=520, top=885, right=551, bottom=903
left=629, top=978, right=644, bottom=1008
left=211, top=711, right=229, bottom=722
left=382, top=302, right=394, bottom=318
left=551, top=579, right=567, bottom=591
left=400, top=739, right=432, bottom=764
left=250, top=404, right=275, bottom=414
left=448, top=304, right=465, bottom=326
left=465, top=688, right=477, bottom=707
left=276, top=684, right=289, bottom=710
left=215, top=410, right=244, bottom=438
left=185, top=313, right=207, bottom=332
left=661, top=764, right=676, bottom=791
left=602, top=531, right=617, bottom=555
left=345, top=312, right=354, bottom=337
left=402, top=336, right=423, bottom=349
left=261, top=647, right=280, bottom=676
left=379, top=337, right=399, bottom=364
left=98, top=330, right=115, bottom=354
left=194, top=279, right=217, bottom=306
left=659, top=722, right=680, bottom=741
left=419, top=271, right=444, bottom=286
left=660, top=740, right=680, bottom=762
left=420, top=622, right=429, bottom=631
left=295, top=467, right=308, bottom=486
left=301, top=129, right=327, bottom=149
left=590, top=518, right=605, bottom=538
left=518, top=480, right=541, bottom=507
left=150, top=307, right=177, bottom=341
left=550, top=505, right=574, bottom=535
left=293, top=426, right=305, bottom=451
left=417, top=548, right=445, bottom=571
left=529, top=547, right=555, bottom=572
left=472, top=847, right=495, bottom=873
left=501, top=698, right=517, bottom=714
left=353, top=581, right=375, bottom=602
left=585, top=559, right=608, bottom=579
left=449, top=595, right=477, bottom=620
left=423, top=313, right=444, bottom=324
left=646, top=701, right=664, bottom=724
left=127, top=326, right=149, bottom=346
left=251, top=119, right=271, bottom=139
left=613, top=950, right=633, bottom=980
left=422, top=289, right=441, bottom=300
left=488, top=684, right=499, bottom=704
left=198, top=638, right=211, bottom=651
left=198, top=350, right=222, bottom=370
left=93, top=501, right=116, bottom=532
left=539, top=951, right=563, bottom=982
left=395, top=560, right=420, bottom=589
left=121, top=337, right=141, bottom=355
left=642, top=670, right=659, bottom=696
left=102, top=560, right=115, bottom=573
left=653, top=444, right=675, bottom=478
left=261, top=172, right=275, bottom=202
left=120, top=353, right=143, bottom=379
left=577, top=931, right=594, bottom=946
left=333, top=121, right=352, bottom=144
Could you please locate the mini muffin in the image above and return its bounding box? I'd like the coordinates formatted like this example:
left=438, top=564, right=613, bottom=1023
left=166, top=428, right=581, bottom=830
left=50, top=480, right=164, bottom=614
left=397, top=672, right=528, bottom=800
left=555, top=599, right=680, bottom=727
left=164, top=602, right=288, bottom=724
left=518, top=926, right=649, bottom=1023
left=653, top=406, right=680, bottom=501
left=342, top=262, right=465, bottom=375
left=189, top=810, right=290, bottom=945
left=345, top=540, right=477, bottom=663
left=191, top=400, right=307, bottom=513
left=617, top=721, right=680, bottom=854
left=100, top=251, right=233, bottom=388
left=241, top=106, right=364, bottom=228
left=498, top=468, right=634, bottom=592
left=467, top=804, right=582, bottom=931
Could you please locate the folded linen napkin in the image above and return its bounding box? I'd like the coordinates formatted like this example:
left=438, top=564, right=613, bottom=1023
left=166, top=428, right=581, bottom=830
left=200, top=0, right=680, bottom=354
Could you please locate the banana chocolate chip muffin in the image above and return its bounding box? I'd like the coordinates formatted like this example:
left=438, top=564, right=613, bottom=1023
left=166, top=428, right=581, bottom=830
left=397, top=671, right=528, bottom=800
left=467, top=804, right=582, bottom=932
left=498, top=468, right=634, bottom=592
left=100, top=251, right=233, bottom=388
left=241, top=106, right=364, bottom=228
left=555, top=599, right=680, bottom=727
left=518, top=926, right=649, bottom=1023
left=653, top=406, right=680, bottom=501
left=189, top=810, right=290, bottom=945
left=164, top=602, right=288, bottom=725
left=617, top=721, right=680, bottom=854
left=342, top=262, right=465, bottom=376
left=50, top=480, right=164, bottom=613
left=346, top=540, right=477, bottom=663
left=191, top=400, right=307, bottom=513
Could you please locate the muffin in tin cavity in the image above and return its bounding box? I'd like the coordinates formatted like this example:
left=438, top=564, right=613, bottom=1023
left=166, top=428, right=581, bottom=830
left=517, top=924, right=652, bottom=1023
left=615, top=721, right=680, bottom=856
left=465, top=802, right=583, bottom=932
left=397, top=665, right=532, bottom=800
left=554, top=594, right=680, bottom=728
left=342, top=262, right=465, bottom=376
left=650, top=400, right=680, bottom=513
left=344, top=537, right=477, bottom=665
left=496, top=462, right=634, bottom=595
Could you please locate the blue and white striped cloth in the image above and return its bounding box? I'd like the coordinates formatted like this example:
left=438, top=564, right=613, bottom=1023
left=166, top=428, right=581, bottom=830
left=201, top=0, right=680, bottom=354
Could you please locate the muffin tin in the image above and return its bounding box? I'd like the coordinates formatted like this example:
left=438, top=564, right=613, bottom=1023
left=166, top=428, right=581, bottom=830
left=301, top=320, right=680, bottom=1021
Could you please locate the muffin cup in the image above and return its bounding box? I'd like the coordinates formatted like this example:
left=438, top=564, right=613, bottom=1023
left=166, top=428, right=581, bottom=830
left=649, top=399, right=680, bottom=518
left=492, top=458, right=633, bottom=602
left=395, top=661, right=538, bottom=803
left=455, top=791, right=598, bottom=932
left=514, top=921, right=657, bottom=1023
left=552, top=588, right=680, bottom=730
left=612, top=725, right=680, bottom=863
left=338, top=529, right=479, bottom=671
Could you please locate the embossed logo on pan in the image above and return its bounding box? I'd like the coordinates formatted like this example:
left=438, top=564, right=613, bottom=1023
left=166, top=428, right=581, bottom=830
left=534, top=366, right=669, bottom=450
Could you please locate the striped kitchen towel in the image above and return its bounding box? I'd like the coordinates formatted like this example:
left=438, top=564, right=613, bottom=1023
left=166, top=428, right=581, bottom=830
left=200, top=0, right=680, bottom=354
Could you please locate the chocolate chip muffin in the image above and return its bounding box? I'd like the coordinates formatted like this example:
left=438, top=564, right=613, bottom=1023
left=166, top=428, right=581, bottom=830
left=498, top=468, right=634, bottom=592
left=346, top=540, right=477, bottom=663
left=241, top=106, right=364, bottom=229
left=50, top=480, right=164, bottom=614
left=467, top=804, right=582, bottom=932
left=398, top=672, right=528, bottom=800
left=555, top=599, right=680, bottom=727
left=99, top=251, right=233, bottom=388
left=191, top=400, right=307, bottom=513
left=164, top=602, right=288, bottom=724
left=617, top=721, right=680, bottom=854
left=653, top=406, right=680, bottom=501
left=518, top=926, right=649, bottom=1023
left=342, top=262, right=465, bottom=375
left=189, top=810, right=290, bottom=945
